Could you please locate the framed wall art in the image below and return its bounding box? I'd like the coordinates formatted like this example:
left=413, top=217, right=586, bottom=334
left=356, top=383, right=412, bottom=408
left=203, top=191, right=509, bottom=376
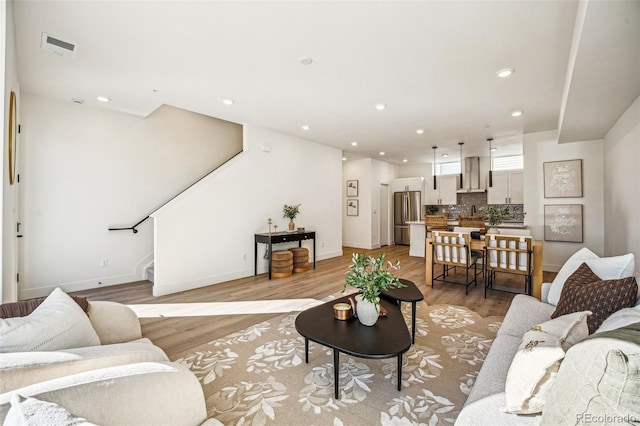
left=544, top=204, right=583, bottom=243
left=543, top=159, right=583, bottom=198
left=347, top=199, right=359, bottom=216
left=346, top=180, right=359, bottom=197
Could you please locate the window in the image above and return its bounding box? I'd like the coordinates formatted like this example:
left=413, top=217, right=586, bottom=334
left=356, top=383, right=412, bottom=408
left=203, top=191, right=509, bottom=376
left=493, top=155, right=523, bottom=171
left=435, top=161, right=461, bottom=175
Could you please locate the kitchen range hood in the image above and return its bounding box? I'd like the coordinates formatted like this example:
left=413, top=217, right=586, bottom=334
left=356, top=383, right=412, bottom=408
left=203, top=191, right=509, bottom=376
left=457, top=157, right=486, bottom=193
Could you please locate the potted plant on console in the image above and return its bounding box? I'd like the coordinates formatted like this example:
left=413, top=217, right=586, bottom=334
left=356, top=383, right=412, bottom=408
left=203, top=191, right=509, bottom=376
left=343, top=253, right=405, bottom=326
left=283, top=204, right=301, bottom=231
left=478, top=205, right=513, bottom=234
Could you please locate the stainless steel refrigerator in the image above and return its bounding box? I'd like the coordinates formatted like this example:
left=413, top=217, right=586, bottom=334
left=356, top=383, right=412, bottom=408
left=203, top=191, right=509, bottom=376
left=394, top=191, right=421, bottom=245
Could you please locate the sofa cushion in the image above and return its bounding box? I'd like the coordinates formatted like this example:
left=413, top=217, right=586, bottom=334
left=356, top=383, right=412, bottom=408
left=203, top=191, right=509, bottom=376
left=0, top=338, right=168, bottom=393
left=504, top=312, right=590, bottom=414
left=596, top=306, right=640, bottom=333
left=464, top=334, right=521, bottom=407
left=0, top=362, right=208, bottom=426
left=5, top=394, right=96, bottom=426
left=540, top=323, right=640, bottom=425
left=497, top=295, right=556, bottom=338
left=547, top=249, right=635, bottom=306
left=551, top=263, right=637, bottom=333
left=0, top=288, right=100, bottom=354
left=455, top=393, right=541, bottom=426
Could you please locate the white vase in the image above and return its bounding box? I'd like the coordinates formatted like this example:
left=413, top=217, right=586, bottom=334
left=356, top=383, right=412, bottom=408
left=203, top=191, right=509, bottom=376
left=356, top=295, right=379, bottom=326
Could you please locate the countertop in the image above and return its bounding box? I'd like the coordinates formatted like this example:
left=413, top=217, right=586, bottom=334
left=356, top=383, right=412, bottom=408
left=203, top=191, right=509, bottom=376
left=406, top=220, right=527, bottom=229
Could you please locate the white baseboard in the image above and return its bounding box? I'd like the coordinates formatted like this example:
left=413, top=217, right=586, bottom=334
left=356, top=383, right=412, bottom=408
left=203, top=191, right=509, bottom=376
left=342, top=242, right=373, bottom=250
left=154, top=250, right=344, bottom=297
left=19, top=252, right=154, bottom=300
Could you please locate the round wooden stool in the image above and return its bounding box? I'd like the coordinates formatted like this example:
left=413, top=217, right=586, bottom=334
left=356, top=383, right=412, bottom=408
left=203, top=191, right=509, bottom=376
left=271, top=250, right=293, bottom=278
left=290, top=247, right=309, bottom=273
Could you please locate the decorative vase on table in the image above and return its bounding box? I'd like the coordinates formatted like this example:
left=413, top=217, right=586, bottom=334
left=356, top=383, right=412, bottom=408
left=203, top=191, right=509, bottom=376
left=289, top=220, right=295, bottom=231
left=355, top=295, right=379, bottom=326
left=486, top=227, right=500, bottom=235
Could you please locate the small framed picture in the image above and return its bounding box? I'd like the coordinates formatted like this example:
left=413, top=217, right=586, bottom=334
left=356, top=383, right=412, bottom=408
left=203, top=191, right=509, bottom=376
left=346, top=180, right=359, bottom=197
left=543, top=159, right=583, bottom=198
left=347, top=199, right=359, bottom=216
left=544, top=204, right=583, bottom=243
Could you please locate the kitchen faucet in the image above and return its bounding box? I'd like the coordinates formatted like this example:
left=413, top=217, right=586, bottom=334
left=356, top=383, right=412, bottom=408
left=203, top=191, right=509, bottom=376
left=471, top=205, right=476, bottom=216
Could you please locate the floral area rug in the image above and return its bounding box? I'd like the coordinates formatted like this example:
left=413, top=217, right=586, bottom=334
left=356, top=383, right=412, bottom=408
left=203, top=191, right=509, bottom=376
left=172, top=298, right=502, bottom=426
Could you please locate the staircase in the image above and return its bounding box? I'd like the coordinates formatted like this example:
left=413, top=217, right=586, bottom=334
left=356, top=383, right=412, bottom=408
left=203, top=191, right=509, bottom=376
left=146, top=265, right=154, bottom=283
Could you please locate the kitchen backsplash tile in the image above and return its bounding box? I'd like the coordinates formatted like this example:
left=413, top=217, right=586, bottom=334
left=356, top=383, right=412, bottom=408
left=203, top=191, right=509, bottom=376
left=426, top=192, right=525, bottom=222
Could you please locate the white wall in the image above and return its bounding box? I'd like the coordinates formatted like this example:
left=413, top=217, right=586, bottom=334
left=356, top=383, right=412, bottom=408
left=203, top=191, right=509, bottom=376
left=2, top=0, right=20, bottom=303
left=603, top=95, right=640, bottom=262
left=342, top=158, right=397, bottom=249
left=523, top=130, right=604, bottom=271
left=151, top=125, right=343, bottom=296
left=19, top=95, right=242, bottom=298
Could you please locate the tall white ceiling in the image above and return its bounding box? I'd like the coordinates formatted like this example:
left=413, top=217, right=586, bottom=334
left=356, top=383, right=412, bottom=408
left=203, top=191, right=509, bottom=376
left=12, top=0, right=639, bottom=164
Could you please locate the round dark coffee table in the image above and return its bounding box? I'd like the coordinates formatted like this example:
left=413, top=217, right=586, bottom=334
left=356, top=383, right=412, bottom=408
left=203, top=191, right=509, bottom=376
left=380, top=278, right=424, bottom=344
left=295, top=294, right=411, bottom=400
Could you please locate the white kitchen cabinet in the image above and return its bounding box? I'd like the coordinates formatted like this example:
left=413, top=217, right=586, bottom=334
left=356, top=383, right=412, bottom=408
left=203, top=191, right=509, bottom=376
left=487, top=170, right=523, bottom=204
left=392, top=177, right=424, bottom=193
left=426, top=174, right=458, bottom=205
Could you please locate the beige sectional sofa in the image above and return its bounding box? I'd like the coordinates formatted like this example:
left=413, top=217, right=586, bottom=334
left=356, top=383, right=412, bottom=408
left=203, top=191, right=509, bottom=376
left=456, top=265, right=640, bottom=425
left=0, top=299, right=209, bottom=425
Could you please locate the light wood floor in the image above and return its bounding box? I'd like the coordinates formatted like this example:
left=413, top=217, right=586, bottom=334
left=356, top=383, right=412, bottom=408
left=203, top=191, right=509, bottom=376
left=73, top=246, right=556, bottom=358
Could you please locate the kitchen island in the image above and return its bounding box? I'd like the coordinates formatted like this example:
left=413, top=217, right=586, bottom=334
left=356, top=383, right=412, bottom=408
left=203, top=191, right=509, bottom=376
left=406, top=221, right=528, bottom=258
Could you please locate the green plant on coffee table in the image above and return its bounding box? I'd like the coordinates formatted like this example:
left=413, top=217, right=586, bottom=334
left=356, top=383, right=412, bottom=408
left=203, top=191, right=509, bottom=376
left=283, top=204, right=301, bottom=220
left=478, top=205, right=513, bottom=226
left=343, top=253, right=405, bottom=307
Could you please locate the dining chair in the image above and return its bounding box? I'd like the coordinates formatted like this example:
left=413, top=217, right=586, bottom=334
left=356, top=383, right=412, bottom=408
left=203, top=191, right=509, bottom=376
left=484, top=234, right=533, bottom=298
left=457, top=215, right=485, bottom=228
left=425, top=214, right=449, bottom=236
left=430, top=231, right=479, bottom=295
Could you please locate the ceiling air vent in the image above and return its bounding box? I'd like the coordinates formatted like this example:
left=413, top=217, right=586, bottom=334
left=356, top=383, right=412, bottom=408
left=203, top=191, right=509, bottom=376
left=41, top=33, right=77, bottom=58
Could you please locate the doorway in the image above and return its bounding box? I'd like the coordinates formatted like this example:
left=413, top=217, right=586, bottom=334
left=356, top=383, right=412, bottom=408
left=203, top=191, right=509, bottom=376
left=379, top=184, right=390, bottom=246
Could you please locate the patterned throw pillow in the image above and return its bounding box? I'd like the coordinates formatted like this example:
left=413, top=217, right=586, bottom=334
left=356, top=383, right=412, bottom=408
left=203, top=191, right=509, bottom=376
left=504, top=311, right=591, bottom=414
left=552, top=263, right=637, bottom=333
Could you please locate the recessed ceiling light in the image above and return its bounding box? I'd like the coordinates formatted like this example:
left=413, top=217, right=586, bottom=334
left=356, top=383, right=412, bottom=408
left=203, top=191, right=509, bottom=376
left=496, top=68, right=514, bottom=78
left=402, top=159, right=408, bottom=163
left=416, top=129, right=424, bottom=134
left=71, top=98, right=84, bottom=104
left=299, top=57, right=313, bottom=66
left=342, top=157, right=347, bottom=161
left=301, top=125, right=310, bottom=131
left=442, top=154, right=449, bottom=158
left=222, top=98, right=235, bottom=105
left=490, top=147, right=498, bottom=152
left=511, top=110, right=524, bottom=117
left=375, top=104, right=386, bottom=111
left=379, top=151, right=385, bottom=156
left=96, top=96, right=111, bottom=103
left=351, top=141, right=358, bottom=146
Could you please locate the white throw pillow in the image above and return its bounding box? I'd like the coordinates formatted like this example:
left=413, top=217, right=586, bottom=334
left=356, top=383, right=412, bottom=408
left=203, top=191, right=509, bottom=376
left=595, top=306, right=640, bottom=333
left=4, top=394, right=97, bottom=426
left=0, top=288, right=100, bottom=353
left=547, top=249, right=635, bottom=306
left=504, top=311, right=590, bottom=414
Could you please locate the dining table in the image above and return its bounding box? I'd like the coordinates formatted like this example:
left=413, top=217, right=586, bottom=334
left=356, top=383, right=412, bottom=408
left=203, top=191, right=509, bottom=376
left=424, top=236, right=544, bottom=300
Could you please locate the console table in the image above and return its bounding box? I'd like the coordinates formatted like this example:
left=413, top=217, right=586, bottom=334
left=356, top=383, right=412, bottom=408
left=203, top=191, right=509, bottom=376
left=254, top=231, right=316, bottom=279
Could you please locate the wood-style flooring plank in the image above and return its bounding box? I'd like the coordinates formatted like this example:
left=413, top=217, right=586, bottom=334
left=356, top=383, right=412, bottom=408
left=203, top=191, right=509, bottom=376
left=72, top=246, right=556, bottom=358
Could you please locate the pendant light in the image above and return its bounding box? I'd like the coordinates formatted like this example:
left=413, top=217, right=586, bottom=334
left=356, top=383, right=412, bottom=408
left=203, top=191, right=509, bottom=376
left=432, top=146, right=438, bottom=190
left=487, top=137, right=494, bottom=187
left=458, top=141, right=464, bottom=189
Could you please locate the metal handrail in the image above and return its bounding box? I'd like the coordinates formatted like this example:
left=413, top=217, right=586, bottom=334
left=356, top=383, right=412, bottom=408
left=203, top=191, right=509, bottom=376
left=108, top=150, right=242, bottom=234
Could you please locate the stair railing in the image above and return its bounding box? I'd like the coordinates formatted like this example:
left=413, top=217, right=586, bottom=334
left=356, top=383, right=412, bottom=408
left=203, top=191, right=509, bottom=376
left=108, top=151, right=242, bottom=234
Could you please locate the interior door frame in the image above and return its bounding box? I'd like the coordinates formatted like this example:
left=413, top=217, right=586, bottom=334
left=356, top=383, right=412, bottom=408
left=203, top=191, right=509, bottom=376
left=379, top=183, right=391, bottom=246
